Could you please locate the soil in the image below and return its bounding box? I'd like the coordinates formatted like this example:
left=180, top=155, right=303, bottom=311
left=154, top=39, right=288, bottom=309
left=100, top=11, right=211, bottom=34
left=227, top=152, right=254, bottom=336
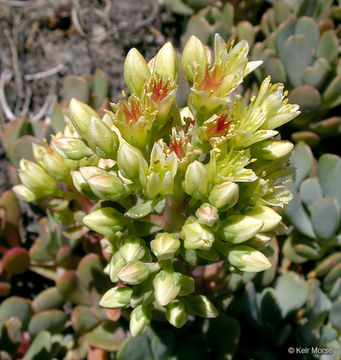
left=0, top=0, right=178, bottom=119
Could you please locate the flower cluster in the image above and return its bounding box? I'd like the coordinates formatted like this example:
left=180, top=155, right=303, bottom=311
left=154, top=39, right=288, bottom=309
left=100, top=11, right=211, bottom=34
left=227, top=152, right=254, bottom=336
left=14, top=34, right=300, bottom=337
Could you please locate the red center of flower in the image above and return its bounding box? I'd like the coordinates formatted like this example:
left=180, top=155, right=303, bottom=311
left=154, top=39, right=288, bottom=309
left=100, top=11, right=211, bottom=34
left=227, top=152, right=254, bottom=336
left=151, top=78, right=169, bottom=103
left=200, top=67, right=223, bottom=93
left=206, top=114, right=232, bottom=138
left=169, top=137, right=185, bottom=160
left=122, top=100, right=141, bottom=125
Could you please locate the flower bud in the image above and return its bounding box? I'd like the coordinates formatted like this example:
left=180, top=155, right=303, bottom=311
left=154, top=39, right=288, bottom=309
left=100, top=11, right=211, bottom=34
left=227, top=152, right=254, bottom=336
left=99, top=286, right=132, bottom=308
left=196, top=203, right=219, bottom=227
left=85, top=172, right=127, bottom=201
left=71, top=170, right=96, bottom=199
left=69, top=98, right=98, bottom=138
left=117, top=142, right=148, bottom=182
left=32, top=143, right=48, bottom=167
left=219, top=215, right=264, bottom=244
left=42, top=152, right=69, bottom=181
left=183, top=161, right=209, bottom=198
left=118, top=261, right=150, bottom=285
left=51, top=136, right=93, bottom=160
left=130, top=281, right=154, bottom=308
left=124, top=48, right=151, bottom=96
left=245, top=233, right=272, bottom=249
left=87, top=115, right=119, bottom=158
left=178, top=275, right=195, bottom=296
left=245, top=205, right=282, bottom=232
left=166, top=299, right=188, bottom=328
left=252, top=140, right=294, bottom=160
left=208, top=182, right=239, bottom=209
left=184, top=295, right=218, bottom=318
left=181, top=35, right=208, bottom=85
left=13, top=185, right=38, bottom=202
left=181, top=221, right=214, bottom=250
left=119, top=236, right=146, bottom=262
left=129, top=305, right=151, bottom=337
left=109, top=252, right=126, bottom=282
left=225, top=245, right=271, bottom=272
left=153, top=269, right=181, bottom=306
left=150, top=233, right=180, bottom=260
left=82, top=207, right=127, bottom=239
left=19, top=159, right=57, bottom=198
left=153, top=42, right=178, bottom=82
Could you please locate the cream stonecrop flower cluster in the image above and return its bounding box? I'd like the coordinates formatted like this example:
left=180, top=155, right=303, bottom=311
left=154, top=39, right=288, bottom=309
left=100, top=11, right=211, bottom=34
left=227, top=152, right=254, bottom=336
left=13, top=34, right=300, bottom=337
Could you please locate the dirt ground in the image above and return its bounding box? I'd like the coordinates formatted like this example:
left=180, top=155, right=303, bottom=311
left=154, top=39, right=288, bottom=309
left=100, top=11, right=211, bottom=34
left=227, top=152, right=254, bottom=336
left=0, top=0, right=180, bottom=192
left=0, top=0, right=178, bottom=123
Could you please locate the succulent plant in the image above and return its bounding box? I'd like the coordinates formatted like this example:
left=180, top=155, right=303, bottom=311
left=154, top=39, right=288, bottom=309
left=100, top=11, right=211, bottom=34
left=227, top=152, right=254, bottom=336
left=252, top=0, right=341, bottom=147
left=226, top=271, right=341, bottom=359
left=0, top=190, right=24, bottom=297
left=178, top=2, right=260, bottom=49
left=12, top=34, right=300, bottom=340
left=283, top=142, right=341, bottom=267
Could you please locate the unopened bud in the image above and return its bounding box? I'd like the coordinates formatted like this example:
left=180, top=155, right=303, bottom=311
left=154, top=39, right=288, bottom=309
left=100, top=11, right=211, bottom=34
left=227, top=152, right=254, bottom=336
left=183, top=161, right=209, bottom=198
left=129, top=305, right=151, bottom=337
left=19, top=160, right=57, bottom=198
left=166, top=299, right=188, bottom=328
left=87, top=115, right=119, bottom=158
left=245, top=205, right=282, bottom=232
left=118, top=261, right=150, bottom=285
left=181, top=35, right=208, bottom=85
left=124, top=48, right=151, bottom=96
left=252, top=140, right=294, bottom=160
left=130, top=281, right=154, bottom=308
left=245, top=233, right=272, bottom=249
left=196, top=203, right=219, bottom=227
left=69, top=98, right=98, bottom=138
left=219, top=215, right=264, bottom=244
left=109, top=252, right=126, bottom=282
left=99, top=286, right=132, bottom=308
left=184, top=295, right=218, bottom=318
left=51, top=136, right=93, bottom=160
left=225, top=245, right=271, bottom=272
left=71, top=170, right=96, bottom=199
left=32, top=143, right=48, bottom=167
left=119, top=236, right=146, bottom=262
left=117, top=142, right=148, bottom=182
left=209, top=182, right=239, bottom=209
left=82, top=207, right=127, bottom=239
left=42, top=152, right=69, bottom=182
left=150, top=233, right=180, bottom=260
left=153, top=42, right=178, bottom=82
left=13, top=185, right=38, bottom=202
left=181, top=221, right=214, bottom=250
left=153, top=269, right=181, bottom=306
left=84, top=171, right=127, bottom=201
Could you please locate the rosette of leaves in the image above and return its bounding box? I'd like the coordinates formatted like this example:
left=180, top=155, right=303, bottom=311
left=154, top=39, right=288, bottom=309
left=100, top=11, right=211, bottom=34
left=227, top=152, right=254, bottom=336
left=165, top=0, right=267, bottom=49
left=0, top=190, right=27, bottom=297
left=14, top=34, right=300, bottom=338
left=0, top=253, right=126, bottom=359
left=252, top=0, right=341, bottom=147
left=225, top=272, right=341, bottom=359
left=283, top=142, right=341, bottom=268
